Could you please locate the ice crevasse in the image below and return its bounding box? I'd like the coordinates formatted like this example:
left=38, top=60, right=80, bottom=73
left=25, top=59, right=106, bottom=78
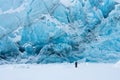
left=0, top=0, right=120, bottom=64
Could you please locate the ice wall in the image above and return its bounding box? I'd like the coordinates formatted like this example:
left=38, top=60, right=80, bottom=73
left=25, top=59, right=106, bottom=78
left=0, top=0, right=120, bottom=64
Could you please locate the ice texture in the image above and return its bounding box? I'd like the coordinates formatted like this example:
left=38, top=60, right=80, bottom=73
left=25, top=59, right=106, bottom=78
left=0, top=0, right=120, bottom=64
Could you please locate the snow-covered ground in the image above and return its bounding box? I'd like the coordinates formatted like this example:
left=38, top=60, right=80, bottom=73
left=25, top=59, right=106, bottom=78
left=0, top=63, right=120, bottom=80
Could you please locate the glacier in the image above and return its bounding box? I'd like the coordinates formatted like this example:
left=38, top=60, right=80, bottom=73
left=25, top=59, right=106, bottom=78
left=0, top=0, right=120, bottom=64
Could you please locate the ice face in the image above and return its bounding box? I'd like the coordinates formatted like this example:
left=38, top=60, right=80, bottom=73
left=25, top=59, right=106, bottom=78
left=0, top=0, right=120, bottom=64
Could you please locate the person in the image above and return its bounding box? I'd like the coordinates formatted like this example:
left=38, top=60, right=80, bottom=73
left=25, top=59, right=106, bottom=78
left=75, top=61, right=78, bottom=68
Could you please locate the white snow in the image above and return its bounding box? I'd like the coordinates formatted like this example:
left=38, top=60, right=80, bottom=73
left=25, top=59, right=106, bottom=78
left=115, top=0, right=120, bottom=3
left=60, top=0, right=77, bottom=7
left=114, top=60, right=120, bottom=68
left=0, top=63, right=120, bottom=80
left=0, top=0, right=28, bottom=14
left=0, top=26, right=6, bottom=31
left=10, top=27, right=23, bottom=42
left=11, top=35, right=21, bottom=42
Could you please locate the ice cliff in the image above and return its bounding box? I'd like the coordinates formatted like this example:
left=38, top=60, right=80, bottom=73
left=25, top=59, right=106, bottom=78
left=0, top=0, right=120, bottom=64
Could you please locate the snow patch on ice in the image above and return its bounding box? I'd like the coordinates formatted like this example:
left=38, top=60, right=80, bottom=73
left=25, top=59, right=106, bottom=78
left=12, top=35, right=21, bottom=42
left=60, top=0, right=77, bottom=7
left=10, top=27, right=22, bottom=42
left=0, top=26, right=6, bottom=31
left=114, top=0, right=120, bottom=3
left=0, top=0, right=28, bottom=14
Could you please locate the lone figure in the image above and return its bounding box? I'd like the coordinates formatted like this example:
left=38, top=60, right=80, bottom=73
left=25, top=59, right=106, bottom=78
left=75, top=61, right=78, bottom=68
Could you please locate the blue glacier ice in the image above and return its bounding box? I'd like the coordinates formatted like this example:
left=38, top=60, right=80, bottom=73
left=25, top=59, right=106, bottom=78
left=0, top=0, right=120, bottom=64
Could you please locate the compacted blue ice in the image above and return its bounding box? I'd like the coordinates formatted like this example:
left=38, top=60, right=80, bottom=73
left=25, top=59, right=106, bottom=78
left=0, top=0, right=120, bottom=64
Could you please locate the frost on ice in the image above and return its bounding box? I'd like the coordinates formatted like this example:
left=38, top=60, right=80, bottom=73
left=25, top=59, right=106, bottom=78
left=0, top=0, right=120, bottom=64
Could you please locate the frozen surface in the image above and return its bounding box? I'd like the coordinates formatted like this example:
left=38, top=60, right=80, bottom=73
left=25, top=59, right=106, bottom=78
left=0, top=63, right=120, bottom=80
left=0, top=0, right=120, bottom=63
